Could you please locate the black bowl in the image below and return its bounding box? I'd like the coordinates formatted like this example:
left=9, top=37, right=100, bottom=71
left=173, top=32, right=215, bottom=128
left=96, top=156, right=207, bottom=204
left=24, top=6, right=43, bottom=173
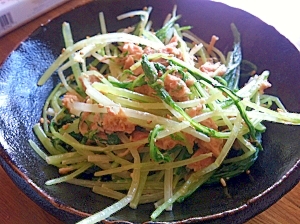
left=0, top=0, right=299, bottom=223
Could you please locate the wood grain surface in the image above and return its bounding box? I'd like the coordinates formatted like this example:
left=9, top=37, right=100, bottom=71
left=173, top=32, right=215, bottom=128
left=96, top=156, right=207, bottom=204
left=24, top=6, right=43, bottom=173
left=0, top=0, right=299, bottom=223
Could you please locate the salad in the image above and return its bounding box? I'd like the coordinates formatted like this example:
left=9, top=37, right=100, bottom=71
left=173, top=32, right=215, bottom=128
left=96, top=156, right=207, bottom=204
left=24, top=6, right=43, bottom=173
left=29, top=5, right=300, bottom=224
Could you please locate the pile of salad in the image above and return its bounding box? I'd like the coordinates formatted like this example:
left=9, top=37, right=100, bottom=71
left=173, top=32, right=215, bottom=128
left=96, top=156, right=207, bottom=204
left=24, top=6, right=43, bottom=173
left=29, top=5, right=300, bottom=224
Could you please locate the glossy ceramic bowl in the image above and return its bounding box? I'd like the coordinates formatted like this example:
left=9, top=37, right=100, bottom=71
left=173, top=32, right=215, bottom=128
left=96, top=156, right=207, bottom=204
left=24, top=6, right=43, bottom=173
left=0, top=0, right=299, bottom=223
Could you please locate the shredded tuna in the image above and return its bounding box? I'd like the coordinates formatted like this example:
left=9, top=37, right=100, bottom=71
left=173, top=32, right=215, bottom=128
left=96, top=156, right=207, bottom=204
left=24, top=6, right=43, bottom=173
left=143, top=46, right=156, bottom=55
left=196, top=137, right=224, bottom=158
left=131, top=130, right=149, bottom=142
left=185, top=78, right=195, bottom=87
left=186, top=148, right=216, bottom=171
left=185, top=105, right=203, bottom=117
left=79, top=112, right=91, bottom=135
left=160, top=36, right=182, bottom=58
left=89, top=113, right=103, bottom=132
left=207, top=35, right=219, bottom=55
left=123, top=55, right=135, bottom=69
left=117, top=43, right=145, bottom=74
left=131, top=66, right=144, bottom=76
left=187, top=112, right=223, bottom=159
left=118, top=39, right=185, bottom=76
left=164, top=74, right=191, bottom=101
left=168, top=35, right=178, bottom=45
left=200, top=117, right=219, bottom=130
left=119, top=42, right=143, bottom=69
left=79, top=107, right=135, bottom=136
left=88, top=75, right=102, bottom=83
left=199, top=117, right=224, bottom=157
left=200, top=61, right=226, bottom=77
left=183, top=133, right=197, bottom=144
left=96, top=131, right=108, bottom=140
left=134, top=84, right=156, bottom=97
left=102, top=107, right=136, bottom=134
left=116, top=39, right=185, bottom=76
left=120, top=42, right=143, bottom=60
left=62, top=92, right=80, bottom=113
left=155, top=135, right=182, bottom=150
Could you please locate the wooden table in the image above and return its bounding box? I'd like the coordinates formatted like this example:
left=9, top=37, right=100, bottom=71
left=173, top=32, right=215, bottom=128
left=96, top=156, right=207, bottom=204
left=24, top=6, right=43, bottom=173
left=0, top=1, right=299, bottom=223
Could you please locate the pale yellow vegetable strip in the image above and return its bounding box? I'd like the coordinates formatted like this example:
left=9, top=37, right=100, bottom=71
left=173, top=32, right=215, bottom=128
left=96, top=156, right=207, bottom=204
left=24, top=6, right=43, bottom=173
left=86, top=85, right=117, bottom=106
left=243, top=100, right=300, bottom=124
left=76, top=195, right=132, bottom=224
left=61, top=156, right=87, bottom=165
left=92, top=82, right=159, bottom=103
left=57, top=61, right=81, bottom=97
left=189, top=43, right=204, bottom=57
left=92, top=186, right=125, bottom=200
left=128, top=147, right=141, bottom=209
left=117, top=9, right=149, bottom=21
left=45, top=162, right=93, bottom=185
left=130, top=154, right=150, bottom=209
left=223, top=149, right=255, bottom=164
left=33, top=123, right=61, bottom=155
left=139, top=192, right=164, bottom=204
left=157, top=121, right=190, bottom=139
left=46, top=152, right=80, bottom=165
left=28, top=140, right=47, bottom=161
left=101, top=182, right=131, bottom=191
left=88, top=155, right=113, bottom=163
left=66, top=179, right=105, bottom=188
left=99, top=12, right=111, bottom=56
left=94, top=153, right=212, bottom=176
left=100, top=181, right=164, bottom=191
left=151, top=172, right=212, bottom=220
left=215, top=114, right=242, bottom=165
left=104, top=151, right=132, bottom=166
left=105, top=96, right=167, bottom=110
left=164, top=168, right=173, bottom=211
left=163, top=101, right=184, bottom=120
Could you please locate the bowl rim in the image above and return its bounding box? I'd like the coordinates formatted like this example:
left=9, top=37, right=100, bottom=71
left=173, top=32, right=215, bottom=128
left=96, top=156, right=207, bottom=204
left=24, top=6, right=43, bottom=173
left=0, top=0, right=299, bottom=223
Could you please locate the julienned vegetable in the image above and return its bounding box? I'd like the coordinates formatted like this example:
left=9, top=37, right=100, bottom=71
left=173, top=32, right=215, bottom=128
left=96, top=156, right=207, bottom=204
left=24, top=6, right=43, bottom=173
left=30, top=5, right=300, bottom=224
